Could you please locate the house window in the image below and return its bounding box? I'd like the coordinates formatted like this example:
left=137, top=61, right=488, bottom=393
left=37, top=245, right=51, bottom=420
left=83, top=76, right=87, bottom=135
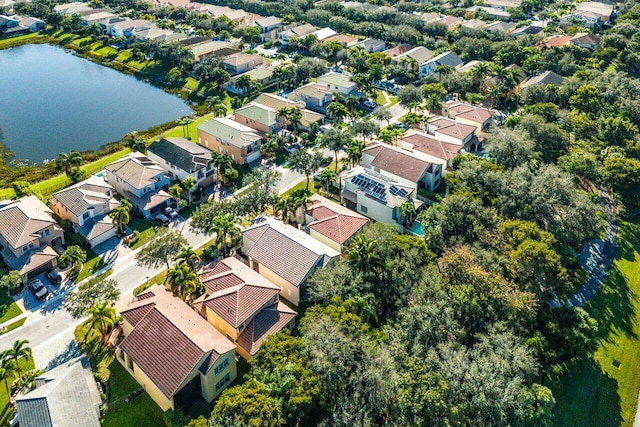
left=126, top=354, right=134, bottom=372
left=360, top=205, right=368, bottom=213
left=215, top=373, right=231, bottom=392
left=42, top=229, right=50, bottom=237
left=214, top=357, right=230, bottom=376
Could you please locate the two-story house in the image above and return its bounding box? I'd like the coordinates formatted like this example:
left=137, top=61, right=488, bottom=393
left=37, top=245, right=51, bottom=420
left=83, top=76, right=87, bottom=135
left=104, top=154, right=172, bottom=219
left=117, top=285, right=237, bottom=412
left=426, top=117, right=482, bottom=152
left=49, top=176, right=120, bottom=248
left=361, top=143, right=445, bottom=192
left=254, top=15, right=282, bottom=41
left=303, top=194, right=368, bottom=252
left=288, top=83, right=334, bottom=113
left=225, top=68, right=275, bottom=96
left=442, top=100, right=495, bottom=133
left=316, top=72, right=359, bottom=97
left=419, top=51, right=464, bottom=78
left=241, top=216, right=340, bottom=305
left=193, top=257, right=297, bottom=360
left=146, top=137, right=216, bottom=191
left=341, top=166, right=420, bottom=231
left=0, top=196, right=64, bottom=283
left=254, top=93, right=325, bottom=130
left=223, top=53, right=263, bottom=76
left=197, top=118, right=262, bottom=165
left=233, top=102, right=280, bottom=135
left=401, top=129, right=464, bottom=169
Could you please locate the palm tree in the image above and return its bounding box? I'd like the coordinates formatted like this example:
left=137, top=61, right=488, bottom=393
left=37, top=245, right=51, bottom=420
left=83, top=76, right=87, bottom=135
left=208, top=214, right=239, bottom=257
left=260, top=138, right=278, bottom=161
left=345, top=234, right=384, bottom=278
left=345, top=95, right=360, bottom=118
left=424, top=94, right=443, bottom=115
left=346, top=141, right=363, bottom=167
left=109, top=200, right=131, bottom=235
left=326, top=102, right=349, bottom=126
left=274, top=197, right=292, bottom=222
left=56, top=150, right=82, bottom=175
left=181, top=176, right=196, bottom=206
left=288, top=107, right=302, bottom=134
left=127, top=135, right=147, bottom=153
left=211, top=102, right=228, bottom=118
left=320, top=128, right=347, bottom=172
left=470, top=61, right=491, bottom=92
left=167, top=263, right=200, bottom=300
left=176, top=246, right=200, bottom=270
left=87, top=302, right=117, bottom=340
left=176, top=117, right=194, bottom=139
left=319, top=168, right=337, bottom=192
left=4, top=340, right=32, bottom=381
left=289, top=194, right=310, bottom=223
left=211, top=154, right=234, bottom=186
left=435, top=64, right=454, bottom=77
left=400, top=201, right=417, bottom=229
left=0, top=358, right=16, bottom=398
left=276, top=107, right=290, bottom=131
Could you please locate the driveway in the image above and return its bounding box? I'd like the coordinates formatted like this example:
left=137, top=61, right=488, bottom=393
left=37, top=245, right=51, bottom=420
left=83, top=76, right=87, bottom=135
left=92, top=236, right=132, bottom=267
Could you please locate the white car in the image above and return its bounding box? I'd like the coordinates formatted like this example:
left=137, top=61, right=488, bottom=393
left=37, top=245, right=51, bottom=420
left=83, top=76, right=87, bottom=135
left=163, top=206, right=179, bottom=219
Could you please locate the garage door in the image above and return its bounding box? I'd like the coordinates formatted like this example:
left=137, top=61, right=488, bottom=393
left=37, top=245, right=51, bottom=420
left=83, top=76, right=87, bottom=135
left=26, top=261, right=53, bottom=280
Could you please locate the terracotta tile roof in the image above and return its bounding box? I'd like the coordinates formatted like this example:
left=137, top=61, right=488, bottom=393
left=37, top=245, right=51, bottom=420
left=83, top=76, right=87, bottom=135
left=204, top=284, right=279, bottom=328
left=119, top=286, right=234, bottom=399
left=237, top=302, right=296, bottom=356
left=201, top=272, right=245, bottom=294
left=306, top=205, right=336, bottom=221
left=455, top=108, right=493, bottom=125
left=401, top=130, right=462, bottom=161
left=120, top=300, right=154, bottom=327
left=309, top=215, right=368, bottom=245
left=541, top=34, right=572, bottom=48
left=430, top=117, right=476, bottom=140
left=368, top=145, right=431, bottom=182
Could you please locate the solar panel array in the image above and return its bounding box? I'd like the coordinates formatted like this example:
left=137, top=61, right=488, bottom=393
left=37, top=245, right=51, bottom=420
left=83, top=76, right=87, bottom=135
left=351, top=174, right=387, bottom=203
left=389, top=185, right=409, bottom=198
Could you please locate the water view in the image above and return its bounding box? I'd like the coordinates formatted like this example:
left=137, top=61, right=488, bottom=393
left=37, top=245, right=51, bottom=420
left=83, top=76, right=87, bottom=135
left=0, top=44, right=192, bottom=163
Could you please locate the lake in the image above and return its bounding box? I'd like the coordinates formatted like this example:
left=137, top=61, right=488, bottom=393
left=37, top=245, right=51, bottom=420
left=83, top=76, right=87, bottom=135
left=0, top=43, right=192, bottom=164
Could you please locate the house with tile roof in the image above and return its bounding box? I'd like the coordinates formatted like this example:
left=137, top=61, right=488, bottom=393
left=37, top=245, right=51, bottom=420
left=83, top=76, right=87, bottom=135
left=288, top=82, right=334, bottom=113
left=0, top=196, right=64, bottom=283
left=233, top=102, right=280, bottom=135
left=341, top=166, right=420, bottom=230
left=104, top=154, right=172, bottom=219
left=197, top=118, right=263, bottom=165
left=569, top=32, right=601, bottom=50
left=117, top=285, right=237, bottom=411
left=560, top=1, right=615, bottom=31
left=426, top=116, right=483, bottom=151
left=520, top=70, right=564, bottom=91
left=223, top=53, right=263, bottom=76
left=254, top=93, right=325, bottom=129
left=358, top=37, right=386, bottom=53
left=400, top=129, right=464, bottom=168
left=241, top=216, right=340, bottom=305
left=316, top=72, right=359, bottom=97
left=392, top=46, right=435, bottom=75
left=279, top=23, right=318, bottom=42
left=483, top=21, right=516, bottom=33
left=193, top=257, right=296, bottom=360
left=226, top=67, right=275, bottom=95
left=442, top=100, right=495, bottom=132
left=49, top=175, right=119, bottom=248
left=303, top=194, right=368, bottom=251
left=362, top=143, right=445, bottom=192
left=146, top=137, right=216, bottom=189
left=420, top=51, right=464, bottom=78
left=15, top=356, right=101, bottom=427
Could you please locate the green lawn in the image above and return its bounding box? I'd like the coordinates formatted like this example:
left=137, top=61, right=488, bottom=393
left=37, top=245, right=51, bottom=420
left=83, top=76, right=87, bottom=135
left=128, top=218, right=157, bottom=250
left=0, top=356, right=35, bottom=426
left=550, top=220, right=640, bottom=427
left=77, top=248, right=108, bottom=282
left=281, top=179, right=317, bottom=198
left=75, top=321, right=166, bottom=427
left=0, top=290, right=23, bottom=324
left=162, top=114, right=213, bottom=141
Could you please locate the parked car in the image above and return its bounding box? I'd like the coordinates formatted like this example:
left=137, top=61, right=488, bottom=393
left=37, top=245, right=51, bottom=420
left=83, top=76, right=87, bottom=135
left=45, top=268, right=62, bottom=285
left=155, top=213, right=170, bottom=226
left=28, top=278, right=49, bottom=300
left=163, top=206, right=179, bottom=219
left=362, top=100, right=377, bottom=109
left=284, top=144, right=297, bottom=154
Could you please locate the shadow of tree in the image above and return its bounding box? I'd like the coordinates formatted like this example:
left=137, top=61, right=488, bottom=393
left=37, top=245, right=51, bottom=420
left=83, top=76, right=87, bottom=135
left=590, top=265, right=638, bottom=342
left=549, top=356, right=622, bottom=427
left=46, top=340, right=80, bottom=371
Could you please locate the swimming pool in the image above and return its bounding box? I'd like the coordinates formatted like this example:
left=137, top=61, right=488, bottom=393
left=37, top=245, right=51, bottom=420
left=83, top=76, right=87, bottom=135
left=410, top=221, right=424, bottom=236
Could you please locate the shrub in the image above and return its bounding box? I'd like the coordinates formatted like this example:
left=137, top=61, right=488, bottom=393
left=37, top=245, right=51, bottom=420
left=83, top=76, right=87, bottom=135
left=0, top=270, right=24, bottom=296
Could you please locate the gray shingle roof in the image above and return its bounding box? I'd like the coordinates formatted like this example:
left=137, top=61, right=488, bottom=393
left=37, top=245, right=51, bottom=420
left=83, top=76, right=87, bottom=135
left=16, top=356, right=101, bottom=427
left=147, top=137, right=213, bottom=174
left=0, top=196, right=57, bottom=249
left=49, top=176, right=115, bottom=217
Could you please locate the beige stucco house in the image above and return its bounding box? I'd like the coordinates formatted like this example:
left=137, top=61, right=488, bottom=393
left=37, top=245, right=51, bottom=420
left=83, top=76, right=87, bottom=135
left=49, top=175, right=119, bottom=248
left=241, top=216, right=340, bottom=305
left=0, top=196, right=64, bottom=283
left=303, top=194, right=368, bottom=252
left=194, top=257, right=296, bottom=360
left=197, top=118, right=262, bottom=165
left=117, top=285, right=237, bottom=412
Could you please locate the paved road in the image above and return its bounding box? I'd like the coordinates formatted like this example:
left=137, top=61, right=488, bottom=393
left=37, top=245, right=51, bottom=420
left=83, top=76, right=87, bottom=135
left=567, top=189, right=618, bottom=308
left=0, top=219, right=213, bottom=369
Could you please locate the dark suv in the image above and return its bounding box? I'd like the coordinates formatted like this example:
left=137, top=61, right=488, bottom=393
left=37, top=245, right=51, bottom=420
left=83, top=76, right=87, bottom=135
left=46, top=268, right=62, bottom=285
left=28, top=278, right=49, bottom=300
